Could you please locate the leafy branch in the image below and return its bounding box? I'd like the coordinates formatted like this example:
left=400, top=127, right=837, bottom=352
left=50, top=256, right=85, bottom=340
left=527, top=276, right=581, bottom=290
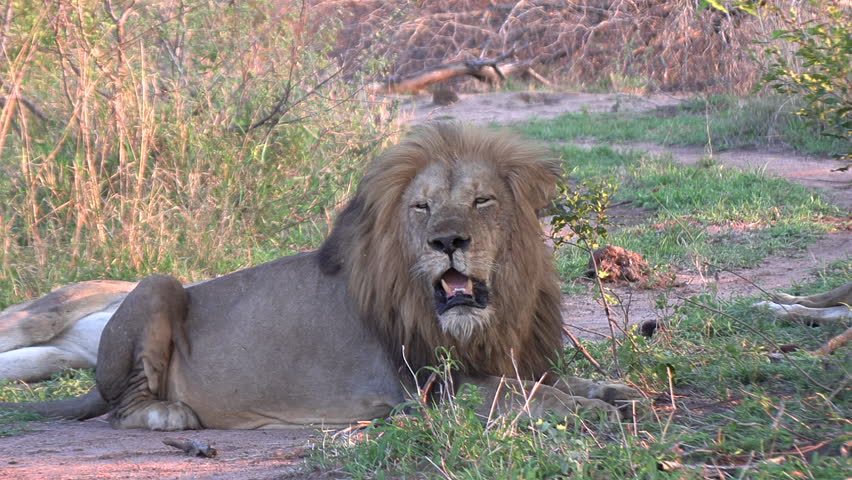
left=549, top=178, right=623, bottom=376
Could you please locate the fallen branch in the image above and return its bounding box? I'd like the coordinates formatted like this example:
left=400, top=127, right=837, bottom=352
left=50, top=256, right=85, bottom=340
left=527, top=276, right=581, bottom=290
left=368, top=51, right=518, bottom=94
left=163, top=437, right=218, bottom=458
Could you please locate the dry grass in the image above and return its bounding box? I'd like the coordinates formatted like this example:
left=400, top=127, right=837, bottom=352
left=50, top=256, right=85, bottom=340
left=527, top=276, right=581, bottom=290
left=0, top=1, right=398, bottom=301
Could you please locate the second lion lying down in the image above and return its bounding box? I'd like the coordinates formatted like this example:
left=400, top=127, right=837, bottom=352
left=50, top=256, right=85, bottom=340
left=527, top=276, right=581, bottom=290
left=3, top=123, right=642, bottom=430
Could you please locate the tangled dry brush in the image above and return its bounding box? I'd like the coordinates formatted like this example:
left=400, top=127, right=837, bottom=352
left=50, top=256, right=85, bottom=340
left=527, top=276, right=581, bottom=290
left=326, top=0, right=791, bottom=93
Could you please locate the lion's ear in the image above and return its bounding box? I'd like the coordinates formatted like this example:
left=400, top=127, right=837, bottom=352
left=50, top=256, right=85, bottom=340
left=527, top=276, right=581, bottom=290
left=505, top=157, right=562, bottom=211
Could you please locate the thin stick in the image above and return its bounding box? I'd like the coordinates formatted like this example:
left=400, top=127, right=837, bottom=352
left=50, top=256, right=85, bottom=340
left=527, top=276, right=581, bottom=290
left=586, top=241, right=622, bottom=375
left=566, top=323, right=614, bottom=340
left=562, top=326, right=609, bottom=376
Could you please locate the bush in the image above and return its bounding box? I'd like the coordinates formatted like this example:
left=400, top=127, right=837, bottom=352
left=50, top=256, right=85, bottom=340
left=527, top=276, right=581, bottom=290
left=0, top=1, right=395, bottom=302
left=758, top=1, right=851, bottom=155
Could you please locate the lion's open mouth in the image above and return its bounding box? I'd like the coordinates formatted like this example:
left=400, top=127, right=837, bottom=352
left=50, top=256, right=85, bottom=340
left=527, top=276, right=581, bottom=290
left=434, top=268, right=489, bottom=314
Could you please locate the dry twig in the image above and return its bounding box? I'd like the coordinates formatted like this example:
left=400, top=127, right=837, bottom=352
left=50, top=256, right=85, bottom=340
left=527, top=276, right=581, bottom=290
left=163, top=437, right=218, bottom=458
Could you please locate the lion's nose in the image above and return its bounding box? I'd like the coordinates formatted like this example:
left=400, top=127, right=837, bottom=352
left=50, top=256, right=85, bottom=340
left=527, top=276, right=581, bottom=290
left=429, top=234, right=471, bottom=255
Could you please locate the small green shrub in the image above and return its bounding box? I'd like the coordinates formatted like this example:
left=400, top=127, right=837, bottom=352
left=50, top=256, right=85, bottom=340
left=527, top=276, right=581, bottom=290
left=758, top=1, right=851, bottom=155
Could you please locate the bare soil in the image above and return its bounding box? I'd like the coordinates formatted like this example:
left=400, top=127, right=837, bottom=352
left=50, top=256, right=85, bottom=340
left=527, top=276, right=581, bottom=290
left=400, top=91, right=685, bottom=124
left=2, top=91, right=849, bottom=479
left=0, top=420, right=325, bottom=480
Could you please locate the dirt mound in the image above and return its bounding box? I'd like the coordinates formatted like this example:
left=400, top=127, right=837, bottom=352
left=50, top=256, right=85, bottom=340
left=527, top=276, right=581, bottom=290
left=588, top=245, right=650, bottom=283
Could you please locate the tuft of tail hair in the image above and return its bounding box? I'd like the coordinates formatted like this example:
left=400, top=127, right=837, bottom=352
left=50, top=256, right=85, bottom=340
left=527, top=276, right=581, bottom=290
left=0, top=389, right=108, bottom=421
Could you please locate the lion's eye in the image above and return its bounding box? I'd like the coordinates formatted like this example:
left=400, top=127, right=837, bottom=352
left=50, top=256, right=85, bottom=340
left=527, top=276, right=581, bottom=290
left=413, top=201, right=430, bottom=212
left=474, top=196, right=494, bottom=207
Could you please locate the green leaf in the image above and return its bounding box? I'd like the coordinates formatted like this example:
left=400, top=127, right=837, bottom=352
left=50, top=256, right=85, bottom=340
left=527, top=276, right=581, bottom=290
left=700, top=0, right=729, bottom=13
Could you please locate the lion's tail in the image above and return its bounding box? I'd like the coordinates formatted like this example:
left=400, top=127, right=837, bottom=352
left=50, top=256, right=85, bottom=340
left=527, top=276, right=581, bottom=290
left=0, top=389, right=108, bottom=421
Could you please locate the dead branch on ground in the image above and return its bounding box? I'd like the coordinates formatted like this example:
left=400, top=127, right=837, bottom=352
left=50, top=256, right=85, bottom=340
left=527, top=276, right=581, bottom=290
left=163, top=437, right=218, bottom=458
left=368, top=51, right=518, bottom=94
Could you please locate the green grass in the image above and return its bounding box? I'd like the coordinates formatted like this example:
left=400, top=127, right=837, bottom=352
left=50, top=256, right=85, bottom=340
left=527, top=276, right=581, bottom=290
left=0, top=369, right=95, bottom=437
left=319, top=264, right=851, bottom=479
left=550, top=144, right=840, bottom=279
left=0, top=369, right=95, bottom=403
left=521, top=95, right=851, bottom=157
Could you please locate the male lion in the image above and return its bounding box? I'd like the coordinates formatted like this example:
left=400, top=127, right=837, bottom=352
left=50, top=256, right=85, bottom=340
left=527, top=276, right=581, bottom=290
left=2, top=123, right=641, bottom=430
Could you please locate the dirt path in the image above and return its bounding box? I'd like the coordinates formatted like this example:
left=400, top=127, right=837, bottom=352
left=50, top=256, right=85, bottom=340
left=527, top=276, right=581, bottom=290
left=2, top=91, right=849, bottom=479
left=0, top=420, right=320, bottom=480
left=400, top=91, right=685, bottom=124
left=557, top=140, right=850, bottom=338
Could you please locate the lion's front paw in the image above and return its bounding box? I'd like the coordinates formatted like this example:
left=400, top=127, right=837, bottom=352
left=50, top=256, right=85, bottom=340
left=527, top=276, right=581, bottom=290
left=588, top=382, right=646, bottom=421
left=769, top=292, right=798, bottom=305
left=588, top=382, right=643, bottom=403
left=574, top=397, right=622, bottom=422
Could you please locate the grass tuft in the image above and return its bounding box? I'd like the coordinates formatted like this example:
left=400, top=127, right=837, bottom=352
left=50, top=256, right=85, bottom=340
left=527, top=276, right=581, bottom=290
left=522, top=95, right=851, bottom=156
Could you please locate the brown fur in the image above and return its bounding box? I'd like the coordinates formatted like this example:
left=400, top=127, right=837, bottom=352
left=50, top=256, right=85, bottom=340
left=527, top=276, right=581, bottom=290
left=320, top=123, right=563, bottom=380
left=3, top=123, right=644, bottom=429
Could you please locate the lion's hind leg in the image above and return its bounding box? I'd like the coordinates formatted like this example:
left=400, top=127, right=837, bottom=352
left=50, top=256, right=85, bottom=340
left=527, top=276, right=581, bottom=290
left=770, top=282, right=852, bottom=309
left=0, top=346, right=92, bottom=383
left=96, top=275, right=200, bottom=431
left=0, top=280, right=132, bottom=353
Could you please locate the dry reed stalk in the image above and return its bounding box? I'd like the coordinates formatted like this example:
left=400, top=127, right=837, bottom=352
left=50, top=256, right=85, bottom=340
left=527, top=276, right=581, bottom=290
left=1, top=1, right=395, bottom=295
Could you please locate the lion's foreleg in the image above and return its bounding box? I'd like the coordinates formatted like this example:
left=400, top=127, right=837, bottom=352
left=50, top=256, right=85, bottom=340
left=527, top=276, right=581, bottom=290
left=771, top=282, right=852, bottom=308
left=550, top=375, right=645, bottom=419
left=459, top=374, right=622, bottom=422
left=755, top=301, right=852, bottom=324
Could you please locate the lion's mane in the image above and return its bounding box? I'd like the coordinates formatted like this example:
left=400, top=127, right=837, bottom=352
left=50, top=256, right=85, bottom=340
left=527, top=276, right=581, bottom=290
left=318, top=123, right=564, bottom=380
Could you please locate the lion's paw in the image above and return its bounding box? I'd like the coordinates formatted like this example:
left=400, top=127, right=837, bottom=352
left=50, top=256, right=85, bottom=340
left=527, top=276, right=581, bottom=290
left=587, top=382, right=646, bottom=421
left=588, top=382, right=642, bottom=403
left=769, top=293, right=798, bottom=305
left=574, top=397, right=621, bottom=422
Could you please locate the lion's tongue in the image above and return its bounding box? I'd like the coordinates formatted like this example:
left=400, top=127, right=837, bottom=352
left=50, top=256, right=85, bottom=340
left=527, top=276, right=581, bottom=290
left=441, top=270, right=473, bottom=298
